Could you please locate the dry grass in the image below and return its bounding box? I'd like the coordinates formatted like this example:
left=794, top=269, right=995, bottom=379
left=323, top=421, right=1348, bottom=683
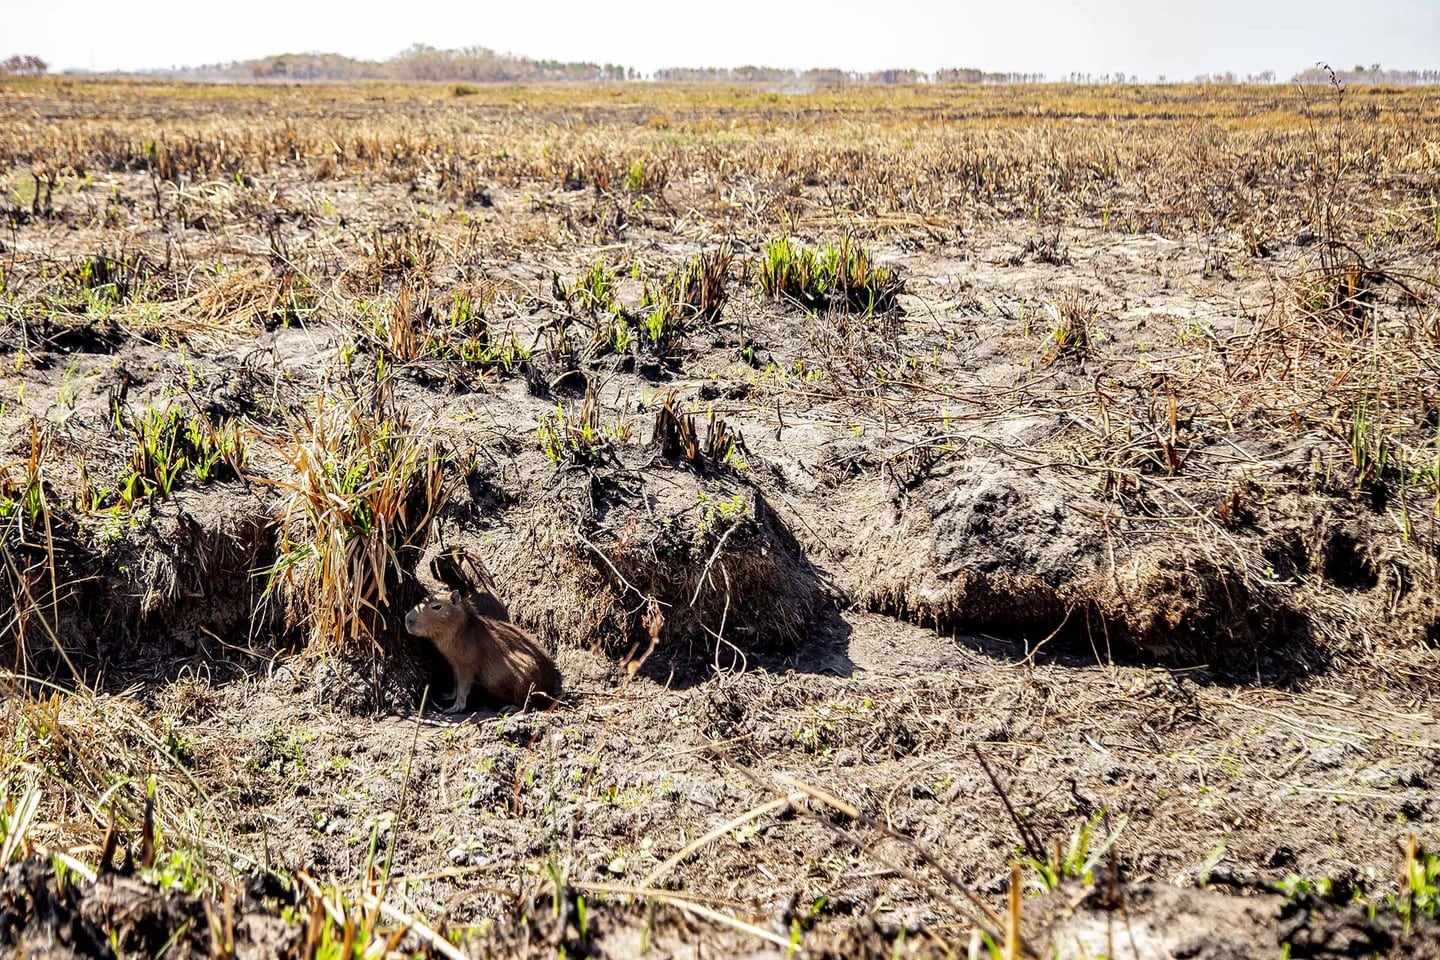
left=0, top=422, right=75, bottom=677
left=3, top=79, right=1435, bottom=243
left=264, top=380, right=449, bottom=661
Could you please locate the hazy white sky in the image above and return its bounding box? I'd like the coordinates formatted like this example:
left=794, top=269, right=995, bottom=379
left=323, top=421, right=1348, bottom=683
left=10, top=0, right=1438, bottom=79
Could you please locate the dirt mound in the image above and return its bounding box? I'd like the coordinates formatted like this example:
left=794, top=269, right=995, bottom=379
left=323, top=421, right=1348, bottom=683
left=431, top=445, right=825, bottom=676
left=1, top=482, right=279, bottom=677
left=0, top=858, right=294, bottom=960
left=846, top=464, right=1090, bottom=634
left=834, top=444, right=1435, bottom=672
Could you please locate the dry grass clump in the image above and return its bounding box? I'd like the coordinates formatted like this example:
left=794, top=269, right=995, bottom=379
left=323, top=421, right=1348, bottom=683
left=112, top=264, right=319, bottom=341
left=0, top=681, right=224, bottom=881
left=651, top=390, right=745, bottom=471
left=640, top=247, right=732, bottom=362
left=0, top=446, right=55, bottom=672
left=362, top=225, right=442, bottom=286
left=1040, top=290, right=1097, bottom=366
left=0, top=249, right=305, bottom=352
left=264, top=382, right=448, bottom=661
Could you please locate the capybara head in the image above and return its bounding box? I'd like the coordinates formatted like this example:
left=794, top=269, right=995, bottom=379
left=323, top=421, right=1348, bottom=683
left=404, top=589, right=466, bottom=638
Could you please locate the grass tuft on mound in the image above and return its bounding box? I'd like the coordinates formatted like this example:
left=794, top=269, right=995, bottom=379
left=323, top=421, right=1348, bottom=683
left=263, top=378, right=448, bottom=663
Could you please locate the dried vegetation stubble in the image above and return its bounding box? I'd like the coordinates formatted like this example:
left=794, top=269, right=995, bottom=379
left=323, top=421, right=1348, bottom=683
left=0, top=76, right=1437, bottom=957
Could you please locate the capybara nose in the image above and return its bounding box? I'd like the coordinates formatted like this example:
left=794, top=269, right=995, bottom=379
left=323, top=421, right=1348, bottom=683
left=404, top=611, right=416, bottom=630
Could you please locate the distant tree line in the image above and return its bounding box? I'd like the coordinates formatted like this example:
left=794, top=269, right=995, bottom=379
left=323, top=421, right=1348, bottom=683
left=1292, top=65, right=1440, bottom=86
left=168, top=45, right=633, bottom=83
left=1, top=54, right=48, bottom=76
left=653, top=65, right=1047, bottom=85
left=934, top=68, right=1047, bottom=84
left=38, top=45, right=1440, bottom=87
left=1182, top=72, right=1277, bottom=84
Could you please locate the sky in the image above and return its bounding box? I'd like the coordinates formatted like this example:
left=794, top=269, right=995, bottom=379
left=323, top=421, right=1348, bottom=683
left=9, top=0, right=1438, bottom=80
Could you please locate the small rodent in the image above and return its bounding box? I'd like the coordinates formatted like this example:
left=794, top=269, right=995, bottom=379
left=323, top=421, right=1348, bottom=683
left=404, top=589, right=562, bottom=712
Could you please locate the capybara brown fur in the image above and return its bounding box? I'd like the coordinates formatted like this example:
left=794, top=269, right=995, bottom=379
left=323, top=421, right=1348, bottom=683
left=404, top=589, right=562, bottom=712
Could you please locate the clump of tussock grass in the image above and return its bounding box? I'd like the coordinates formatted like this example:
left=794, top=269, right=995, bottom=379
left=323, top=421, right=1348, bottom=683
left=640, top=247, right=731, bottom=362
left=263, top=382, right=448, bottom=661
left=1, top=248, right=165, bottom=350
left=651, top=391, right=747, bottom=472
left=537, top=387, right=632, bottom=467
left=52, top=249, right=166, bottom=315
left=564, top=260, right=622, bottom=315
left=0, top=423, right=67, bottom=675
left=621, top=156, right=668, bottom=195
left=558, top=260, right=635, bottom=359
left=1039, top=290, right=1096, bottom=366
left=758, top=236, right=901, bottom=315
left=363, top=225, right=441, bottom=285
left=1289, top=264, right=1382, bottom=331
left=434, top=284, right=529, bottom=368
left=359, top=281, right=527, bottom=373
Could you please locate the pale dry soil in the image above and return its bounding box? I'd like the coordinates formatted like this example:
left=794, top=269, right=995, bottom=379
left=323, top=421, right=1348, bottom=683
left=139, top=607, right=1438, bottom=958
left=4, top=162, right=1440, bottom=956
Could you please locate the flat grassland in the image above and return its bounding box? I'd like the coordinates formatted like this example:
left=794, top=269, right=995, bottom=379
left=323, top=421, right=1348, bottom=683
left=1, top=77, right=1439, bottom=958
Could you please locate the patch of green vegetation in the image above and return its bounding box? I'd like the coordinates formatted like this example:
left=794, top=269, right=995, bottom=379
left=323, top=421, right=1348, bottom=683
left=598, top=781, right=650, bottom=808
left=0, top=440, right=49, bottom=541
left=142, top=848, right=205, bottom=895
left=440, top=296, right=529, bottom=370
left=114, top=407, right=246, bottom=508
left=1275, top=840, right=1438, bottom=942
left=7, top=173, right=39, bottom=211
left=536, top=390, right=631, bottom=466
left=758, top=236, right=901, bottom=315
left=559, top=261, right=640, bottom=357
left=46, top=251, right=163, bottom=318
left=696, top=490, right=746, bottom=533
left=1020, top=811, right=1128, bottom=894
left=565, top=261, right=621, bottom=315
left=360, top=285, right=527, bottom=372
left=640, top=247, right=731, bottom=361
left=1393, top=843, right=1440, bottom=932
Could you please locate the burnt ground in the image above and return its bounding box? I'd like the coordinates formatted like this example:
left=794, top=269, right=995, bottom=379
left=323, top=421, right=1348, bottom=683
left=3, top=627, right=1438, bottom=958
left=1, top=79, right=1439, bottom=957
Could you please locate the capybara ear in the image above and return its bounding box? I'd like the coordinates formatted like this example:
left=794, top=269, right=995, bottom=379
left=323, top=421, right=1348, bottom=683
left=445, top=589, right=462, bottom=604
